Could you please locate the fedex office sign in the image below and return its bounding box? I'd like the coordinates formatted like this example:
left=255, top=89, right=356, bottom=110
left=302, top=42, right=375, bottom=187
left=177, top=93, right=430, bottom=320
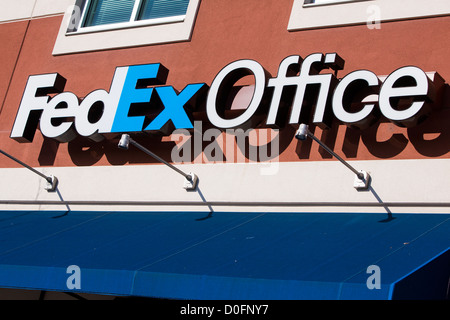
left=11, top=53, right=437, bottom=143
left=11, top=63, right=205, bottom=142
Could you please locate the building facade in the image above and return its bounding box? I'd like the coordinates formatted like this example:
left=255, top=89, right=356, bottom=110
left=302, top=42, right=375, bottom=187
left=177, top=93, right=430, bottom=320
left=0, top=0, right=448, bottom=300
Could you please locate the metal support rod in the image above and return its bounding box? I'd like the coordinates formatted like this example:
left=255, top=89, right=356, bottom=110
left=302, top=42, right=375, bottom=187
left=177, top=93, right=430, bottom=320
left=295, top=124, right=365, bottom=180
left=118, top=134, right=198, bottom=191
left=0, top=149, right=52, bottom=183
left=307, top=132, right=364, bottom=180
left=128, top=138, right=193, bottom=181
left=118, top=134, right=193, bottom=181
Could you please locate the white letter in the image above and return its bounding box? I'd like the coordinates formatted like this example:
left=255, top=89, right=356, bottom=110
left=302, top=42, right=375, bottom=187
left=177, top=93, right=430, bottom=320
left=207, top=60, right=267, bottom=128
left=40, top=92, right=78, bottom=142
left=332, top=69, right=380, bottom=129
left=225, top=305, right=232, bottom=315
left=267, top=55, right=302, bottom=125
left=379, top=66, right=434, bottom=127
left=76, top=67, right=128, bottom=139
left=11, top=73, right=64, bottom=142
left=288, top=53, right=335, bottom=126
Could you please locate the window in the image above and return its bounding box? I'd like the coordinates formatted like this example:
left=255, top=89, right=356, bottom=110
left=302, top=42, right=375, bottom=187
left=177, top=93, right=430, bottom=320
left=83, top=0, right=136, bottom=27
left=288, top=0, right=450, bottom=31
left=139, top=0, right=189, bottom=20
left=53, top=0, right=201, bottom=55
left=78, top=0, right=190, bottom=30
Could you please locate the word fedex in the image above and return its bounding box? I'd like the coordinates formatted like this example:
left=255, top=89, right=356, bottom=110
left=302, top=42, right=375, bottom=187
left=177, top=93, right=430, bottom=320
left=11, top=64, right=205, bottom=142
left=11, top=53, right=438, bottom=143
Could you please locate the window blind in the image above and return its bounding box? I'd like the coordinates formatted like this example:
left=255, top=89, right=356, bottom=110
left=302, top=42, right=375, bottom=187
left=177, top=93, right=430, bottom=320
left=138, top=0, right=190, bottom=20
left=84, top=0, right=136, bottom=27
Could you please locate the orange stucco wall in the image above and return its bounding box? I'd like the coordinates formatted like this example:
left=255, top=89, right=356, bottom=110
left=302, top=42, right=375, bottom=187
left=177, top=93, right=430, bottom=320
left=0, top=0, right=449, bottom=168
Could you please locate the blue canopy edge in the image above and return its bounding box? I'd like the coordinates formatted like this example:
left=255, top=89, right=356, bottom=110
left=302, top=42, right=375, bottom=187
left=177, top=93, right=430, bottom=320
left=0, top=211, right=448, bottom=300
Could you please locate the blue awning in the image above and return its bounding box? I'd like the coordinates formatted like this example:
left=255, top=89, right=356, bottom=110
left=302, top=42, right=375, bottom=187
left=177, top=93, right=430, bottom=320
left=0, top=210, right=448, bottom=300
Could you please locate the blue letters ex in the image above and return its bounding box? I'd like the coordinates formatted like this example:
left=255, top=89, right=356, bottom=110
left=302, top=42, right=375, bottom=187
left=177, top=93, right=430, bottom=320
left=111, top=64, right=206, bottom=133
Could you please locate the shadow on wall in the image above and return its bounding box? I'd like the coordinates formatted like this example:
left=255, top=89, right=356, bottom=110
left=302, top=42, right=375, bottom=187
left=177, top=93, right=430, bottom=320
left=38, top=85, right=450, bottom=166
left=297, top=84, right=450, bottom=160
left=37, top=121, right=297, bottom=166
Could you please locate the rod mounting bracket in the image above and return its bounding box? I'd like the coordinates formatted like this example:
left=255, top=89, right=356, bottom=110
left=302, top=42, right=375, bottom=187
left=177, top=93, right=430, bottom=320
left=44, top=175, right=58, bottom=192
left=183, top=173, right=198, bottom=191
left=353, top=170, right=371, bottom=190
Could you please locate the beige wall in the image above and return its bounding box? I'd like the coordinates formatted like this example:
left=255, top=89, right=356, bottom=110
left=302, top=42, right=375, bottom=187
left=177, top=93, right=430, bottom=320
left=0, top=0, right=73, bottom=22
left=0, top=0, right=448, bottom=215
left=0, top=158, right=448, bottom=214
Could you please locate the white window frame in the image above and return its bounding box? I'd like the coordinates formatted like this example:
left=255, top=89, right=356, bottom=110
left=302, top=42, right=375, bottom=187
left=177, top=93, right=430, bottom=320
left=73, top=0, right=188, bottom=34
left=53, top=0, right=201, bottom=55
left=303, top=0, right=360, bottom=5
left=288, top=0, right=450, bottom=31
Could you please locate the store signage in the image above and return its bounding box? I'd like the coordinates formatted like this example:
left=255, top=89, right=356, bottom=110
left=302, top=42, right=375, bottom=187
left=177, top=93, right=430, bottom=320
left=11, top=53, right=437, bottom=143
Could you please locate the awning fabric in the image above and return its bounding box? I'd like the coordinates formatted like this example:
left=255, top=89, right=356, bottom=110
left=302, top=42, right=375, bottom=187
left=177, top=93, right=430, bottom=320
left=0, top=210, right=448, bottom=300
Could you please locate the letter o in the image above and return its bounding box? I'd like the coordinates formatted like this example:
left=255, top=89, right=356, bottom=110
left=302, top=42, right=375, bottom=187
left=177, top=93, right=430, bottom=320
left=206, top=60, right=267, bottom=128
